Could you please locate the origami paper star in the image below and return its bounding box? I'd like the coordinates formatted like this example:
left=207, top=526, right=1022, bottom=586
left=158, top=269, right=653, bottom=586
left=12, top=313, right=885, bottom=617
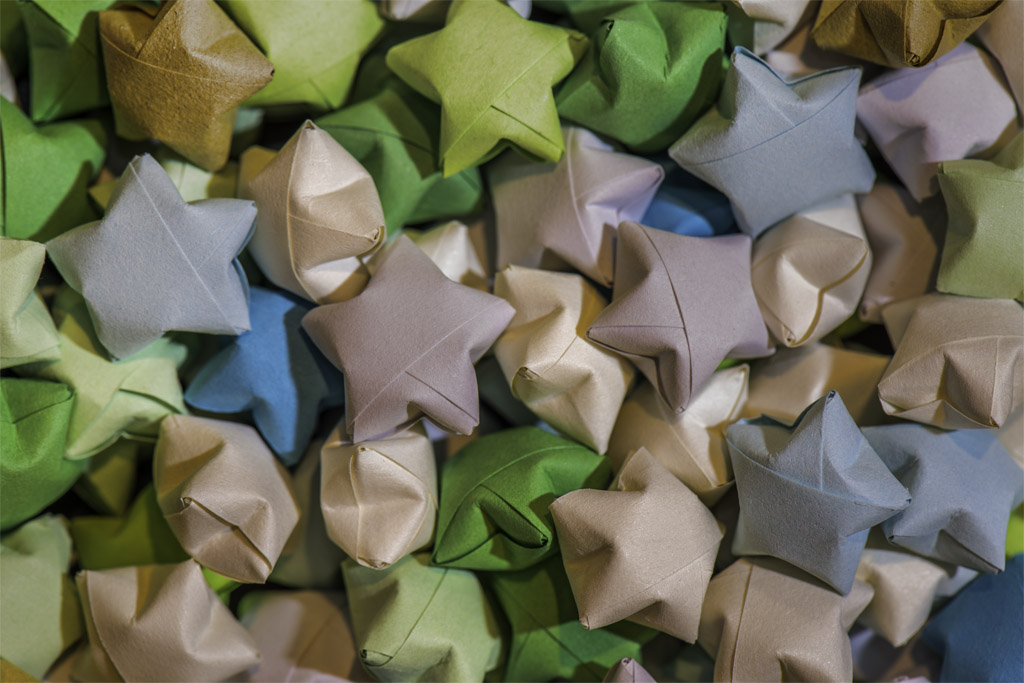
left=245, top=121, right=384, bottom=304
left=698, top=557, right=874, bottom=682
left=551, top=447, right=724, bottom=642
left=90, top=148, right=239, bottom=210
left=316, top=80, right=484, bottom=236
left=877, top=294, right=1023, bottom=429
left=726, top=392, right=911, bottom=593
left=811, top=0, right=1002, bottom=69
left=343, top=554, right=502, bottom=682
left=0, top=97, right=105, bottom=242
left=588, top=222, right=770, bottom=414
left=490, top=126, right=663, bottom=286
left=936, top=131, right=1024, bottom=300
left=379, top=0, right=531, bottom=22
left=74, top=561, right=260, bottom=682
left=977, top=0, right=1023, bottom=111
left=98, top=0, right=273, bottom=170
left=750, top=194, right=871, bottom=347
left=14, top=287, right=187, bottom=460
left=857, top=44, right=1017, bottom=202
left=556, top=1, right=727, bottom=152
left=669, top=47, right=875, bottom=237
left=864, top=424, right=1023, bottom=573
left=320, top=423, right=437, bottom=569
left=1, top=2, right=27, bottom=76
left=433, top=427, right=610, bottom=571
left=385, top=0, right=588, bottom=176
left=223, top=0, right=384, bottom=111
left=640, top=166, right=738, bottom=238
left=184, top=287, right=344, bottom=466
left=0, top=239, right=60, bottom=369
left=493, top=266, right=636, bottom=453
left=73, top=440, right=143, bottom=516
left=47, top=154, right=254, bottom=359
left=0, top=516, right=82, bottom=679
left=922, top=554, right=1024, bottom=683
left=603, top=658, right=657, bottom=683
left=154, top=416, right=300, bottom=584
left=611, top=366, right=748, bottom=507
left=411, top=220, right=490, bottom=290
left=302, top=236, right=514, bottom=442
left=726, top=0, right=811, bottom=55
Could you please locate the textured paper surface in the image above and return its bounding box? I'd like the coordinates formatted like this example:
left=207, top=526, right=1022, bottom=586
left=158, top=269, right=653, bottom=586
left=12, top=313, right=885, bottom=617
left=321, top=423, right=437, bottom=569
left=410, top=220, right=489, bottom=290
left=47, top=154, right=254, bottom=359
left=154, top=415, right=300, bottom=584
left=727, top=0, right=811, bottom=54
left=607, top=366, right=748, bottom=506
left=603, top=658, right=657, bottom=683
left=74, top=561, right=259, bottom=682
left=0, top=238, right=60, bottom=368
left=72, top=440, right=141, bottom=517
left=670, top=47, right=874, bottom=237
left=98, top=0, right=273, bottom=170
left=302, top=235, right=514, bottom=442
left=977, top=0, right=1023, bottom=110
left=494, top=266, right=635, bottom=453
left=640, top=166, right=738, bottom=238
left=588, top=222, right=769, bottom=414
left=490, top=126, right=663, bottom=286
left=90, top=149, right=239, bottom=210
left=726, top=392, right=911, bottom=593
left=551, top=448, right=723, bottom=642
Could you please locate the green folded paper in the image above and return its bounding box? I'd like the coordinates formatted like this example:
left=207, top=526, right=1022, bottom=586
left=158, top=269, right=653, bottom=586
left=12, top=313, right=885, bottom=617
left=1, top=1, right=27, bottom=76
left=0, top=378, right=81, bottom=531
left=0, top=515, right=83, bottom=679
left=0, top=238, right=60, bottom=369
left=539, top=0, right=640, bottom=34
left=556, top=1, right=727, bottom=153
left=487, top=555, right=653, bottom=682
left=20, top=0, right=115, bottom=123
left=72, top=439, right=143, bottom=516
left=0, top=96, right=105, bottom=242
left=433, top=426, right=612, bottom=571
left=1008, top=505, right=1024, bottom=558
left=386, top=0, right=588, bottom=176
left=224, top=0, right=385, bottom=111
left=344, top=553, right=502, bottom=682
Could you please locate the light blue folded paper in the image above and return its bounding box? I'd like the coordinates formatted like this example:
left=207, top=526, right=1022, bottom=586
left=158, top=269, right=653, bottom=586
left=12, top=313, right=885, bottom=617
left=669, top=47, right=875, bottom=237
left=640, top=165, right=738, bottom=237
left=185, top=287, right=344, bottom=466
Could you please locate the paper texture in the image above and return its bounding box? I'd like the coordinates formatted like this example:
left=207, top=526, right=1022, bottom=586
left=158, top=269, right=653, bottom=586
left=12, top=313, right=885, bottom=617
left=184, top=286, right=344, bottom=466
left=434, top=426, right=611, bottom=571
left=556, top=2, right=727, bottom=152
left=865, top=424, right=1023, bottom=572
left=669, top=47, right=874, bottom=237
left=727, top=0, right=811, bottom=54
left=603, top=658, right=657, bottom=683
left=494, top=266, right=636, bottom=453
left=72, top=440, right=142, bottom=516
left=245, top=120, right=385, bottom=304
left=640, top=166, right=738, bottom=238
left=726, top=392, right=911, bottom=593
left=47, top=153, right=254, bottom=360
left=154, top=415, right=301, bottom=584
left=90, top=148, right=239, bottom=210
left=936, top=130, right=1024, bottom=300
left=751, top=194, right=872, bottom=347
left=98, top=0, right=273, bottom=170
left=343, top=554, right=502, bottom=682
left=857, top=182, right=945, bottom=322
left=977, top=0, right=1023, bottom=110
left=607, top=366, right=749, bottom=506
left=878, top=294, right=1024, bottom=429
left=321, top=423, right=437, bottom=569
left=698, top=557, right=873, bottom=682
left=0, top=238, right=60, bottom=368
left=857, top=43, right=1017, bottom=201
left=302, top=235, right=514, bottom=442
left=490, top=126, right=663, bottom=286
left=551, top=448, right=723, bottom=642
left=74, top=561, right=259, bottom=682
left=588, top=222, right=769, bottom=414
left=385, top=0, right=588, bottom=176
left=410, top=220, right=490, bottom=291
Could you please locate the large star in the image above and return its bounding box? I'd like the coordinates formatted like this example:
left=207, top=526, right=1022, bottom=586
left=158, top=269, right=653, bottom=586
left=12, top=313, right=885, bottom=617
left=385, top=0, right=588, bottom=177
left=302, top=236, right=514, bottom=442
left=587, top=221, right=769, bottom=414
left=47, top=154, right=255, bottom=360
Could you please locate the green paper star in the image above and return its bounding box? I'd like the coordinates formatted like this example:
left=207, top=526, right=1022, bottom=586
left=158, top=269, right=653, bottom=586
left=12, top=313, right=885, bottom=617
left=0, top=238, right=61, bottom=369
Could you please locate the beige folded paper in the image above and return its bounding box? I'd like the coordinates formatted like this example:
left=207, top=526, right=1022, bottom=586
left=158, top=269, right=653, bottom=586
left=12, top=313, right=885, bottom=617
left=493, top=266, right=635, bottom=453
left=603, top=658, right=657, bottom=683
left=977, top=0, right=1023, bottom=111
left=606, top=366, right=749, bottom=506
left=698, top=557, right=873, bottom=682
left=550, top=448, right=723, bottom=643
left=410, top=220, right=489, bottom=291
left=154, top=415, right=300, bottom=583
left=878, top=294, right=1023, bottom=429
left=320, top=422, right=437, bottom=569
left=751, top=194, right=871, bottom=347
left=98, top=0, right=273, bottom=171
left=73, top=561, right=259, bottom=682
left=744, top=343, right=891, bottom=426
left=245, top=120, right=385, bottom=303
